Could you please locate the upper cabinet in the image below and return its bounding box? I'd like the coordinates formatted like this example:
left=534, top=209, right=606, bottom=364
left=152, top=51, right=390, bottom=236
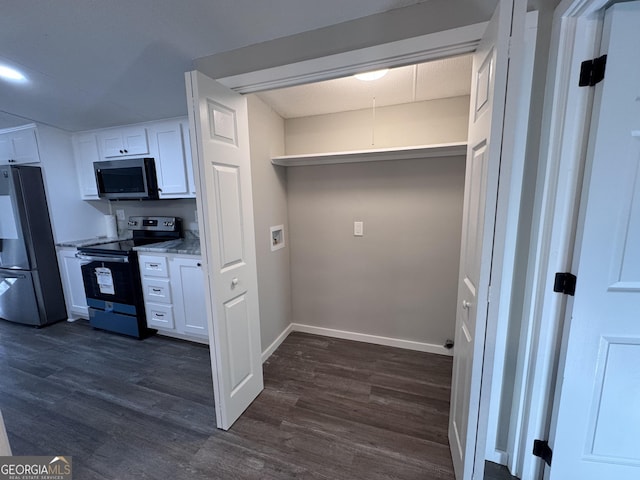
left=0, top=124, right=40, bottom=165
left=147, top=119, right=195, bottom=199
left=98, top=126, right=149, bottom=158
left=72, top=133, right=100, bottom=200
left=72, top=118, right=195, bottom=200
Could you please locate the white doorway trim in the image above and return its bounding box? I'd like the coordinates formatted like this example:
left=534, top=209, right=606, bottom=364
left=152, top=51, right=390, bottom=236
left=217, top=22, right=486, bottom=93
left=212, top=10, right=530, bottom=478
left=512, top=0, right=609, bottom=478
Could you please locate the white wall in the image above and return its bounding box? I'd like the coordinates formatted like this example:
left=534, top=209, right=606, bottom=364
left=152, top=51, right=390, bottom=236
left=195, top=0, right=497, bottom=79
left=36, top=124, right=108, bottom=243
left=287, top=157, right=465, bottom=349
left=247, top=95, right=292, bottom=354
left=285, top=97, right=470, bottom=155
left=283, top=96, right=468, bottom=350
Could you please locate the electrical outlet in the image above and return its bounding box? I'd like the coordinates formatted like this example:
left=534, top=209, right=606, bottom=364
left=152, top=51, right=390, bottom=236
left=115, top=209, right=125, bottom=221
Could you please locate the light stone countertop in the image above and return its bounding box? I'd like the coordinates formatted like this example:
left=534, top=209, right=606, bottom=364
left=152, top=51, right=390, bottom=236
left=133, top=238, right=201, bottom=256
left=55, top=236, right=130, bottom=248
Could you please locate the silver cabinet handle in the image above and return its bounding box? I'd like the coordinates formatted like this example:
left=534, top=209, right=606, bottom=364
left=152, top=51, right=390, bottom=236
left=231, top=278, right=239, bottom=288
left=462, top=300, right=472, bottom=310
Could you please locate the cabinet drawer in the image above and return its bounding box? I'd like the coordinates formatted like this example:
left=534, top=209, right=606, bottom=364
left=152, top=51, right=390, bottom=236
left=146, top=303, right=174, bottom=330
left=139, top=255, right=168, bottom=277
left=142, top=278, right=172, bottom=304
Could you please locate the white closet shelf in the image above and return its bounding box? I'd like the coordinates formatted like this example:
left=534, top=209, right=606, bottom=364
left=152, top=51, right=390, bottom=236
left=271, top=142, right=467, bottom=167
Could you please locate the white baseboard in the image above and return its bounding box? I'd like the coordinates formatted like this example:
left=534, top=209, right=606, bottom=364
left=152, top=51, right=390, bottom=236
left=486, top=449, right=509, bottom=466
left=291, top=323, right=453, bottom=356
left=261, top=323, right=294, bottom=363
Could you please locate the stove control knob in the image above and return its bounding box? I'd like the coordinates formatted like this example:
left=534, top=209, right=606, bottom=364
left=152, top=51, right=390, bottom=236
left=128, top=220, right=137, bottom=226
left=164, top=221, right=174, bottom=227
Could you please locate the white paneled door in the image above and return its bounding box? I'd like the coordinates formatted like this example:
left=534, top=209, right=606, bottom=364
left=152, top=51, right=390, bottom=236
left=185, top=70, right=263, bottom=430
left=448, top=1, right=516, bottom=479
left=548, top=3, right=640, bottom=479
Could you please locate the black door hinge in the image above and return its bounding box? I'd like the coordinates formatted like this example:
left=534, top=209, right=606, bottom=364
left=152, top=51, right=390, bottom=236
left=579, top=54, right=607, bottom=87
left=554, top=272, right=577, bottom=296
left=533, top=439, right=553, bottom=466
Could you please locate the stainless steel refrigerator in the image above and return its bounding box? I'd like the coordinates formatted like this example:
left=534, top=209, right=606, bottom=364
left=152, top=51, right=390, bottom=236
left=0, top=165, right=66, bottom=326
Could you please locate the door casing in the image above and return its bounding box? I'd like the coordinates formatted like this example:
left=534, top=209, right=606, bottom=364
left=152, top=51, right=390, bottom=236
left=512, top=0, right=615, bottom=479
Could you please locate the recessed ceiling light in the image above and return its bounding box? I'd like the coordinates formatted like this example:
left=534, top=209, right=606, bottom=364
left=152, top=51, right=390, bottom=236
left=354, top=69, right=389, bottom=81
left=0, top=65, right=26, bottom=82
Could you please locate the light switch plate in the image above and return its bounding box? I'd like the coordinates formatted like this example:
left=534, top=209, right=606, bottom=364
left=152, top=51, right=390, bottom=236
left=354, top=221, right=364, bottom=237
left=115, top=209, right=125, bottom=221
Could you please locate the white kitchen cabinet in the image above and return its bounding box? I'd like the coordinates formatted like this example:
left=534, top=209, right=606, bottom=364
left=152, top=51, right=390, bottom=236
left=180, top=118, right=197, bottom=197
left=71, top=118, right=195, bottom=200
left=147, top=119, right=196, bottom=199
left=138, top=253, right=207, bottom=343
left=71, top=132, right=100, bottom=199
left=98, top=126, right=148, bottom=158
left=170, top=256, right=207, bottom=337
left=57, top=247, right=88, bottom=320
left=0, top=124, right=40, bottom=165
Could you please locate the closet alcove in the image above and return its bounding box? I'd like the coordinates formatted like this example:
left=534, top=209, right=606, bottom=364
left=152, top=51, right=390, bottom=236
left=247, top=55, right=472, bottom=358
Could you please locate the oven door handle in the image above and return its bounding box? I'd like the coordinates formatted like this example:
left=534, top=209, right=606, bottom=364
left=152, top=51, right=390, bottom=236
left=75, top=253, right=129, bottom=263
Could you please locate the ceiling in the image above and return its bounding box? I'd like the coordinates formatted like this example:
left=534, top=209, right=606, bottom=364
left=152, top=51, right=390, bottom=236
left=0, top=0, right=487, bottom=132
left=256, top=55, right=473, bottom=119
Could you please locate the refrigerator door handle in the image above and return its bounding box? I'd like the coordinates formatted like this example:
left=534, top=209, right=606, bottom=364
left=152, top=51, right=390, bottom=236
left=0, top=271, right=27, bottom=280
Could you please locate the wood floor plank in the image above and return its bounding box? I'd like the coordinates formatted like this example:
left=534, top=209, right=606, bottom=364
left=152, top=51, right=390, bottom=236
left=0, top=321, right=456, bottom=479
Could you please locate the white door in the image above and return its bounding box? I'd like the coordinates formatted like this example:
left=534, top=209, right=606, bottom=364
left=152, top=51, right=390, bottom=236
left=548, top=3, right=640, bottom=478
left=448, top=1, right=515, bottom=478
left=185, top=70, right=264, bottom=430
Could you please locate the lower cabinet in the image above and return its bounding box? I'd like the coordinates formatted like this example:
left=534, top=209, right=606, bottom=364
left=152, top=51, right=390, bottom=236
left=57, top=247, right=89, bottom=320
left=139, top=253, right=208, bottom=343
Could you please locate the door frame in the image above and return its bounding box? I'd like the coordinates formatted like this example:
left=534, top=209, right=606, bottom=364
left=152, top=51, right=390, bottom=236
left=511, top=0, right=611, bottom=478
left=214, top=7, right=528, bottom=476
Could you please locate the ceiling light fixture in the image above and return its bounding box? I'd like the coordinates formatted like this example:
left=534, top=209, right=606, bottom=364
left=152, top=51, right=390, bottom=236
left=354, top=69, right=389, bottom=81
left=0, top=65, right=26, bottom=82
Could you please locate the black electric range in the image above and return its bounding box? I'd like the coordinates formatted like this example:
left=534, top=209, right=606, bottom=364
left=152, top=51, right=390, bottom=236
left=76, top=216, right=182, bottom=339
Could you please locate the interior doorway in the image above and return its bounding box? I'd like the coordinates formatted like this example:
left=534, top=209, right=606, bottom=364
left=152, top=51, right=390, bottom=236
left=188, top=5, right=536, bottom=478
left=251, top=55, right=472, bottom=358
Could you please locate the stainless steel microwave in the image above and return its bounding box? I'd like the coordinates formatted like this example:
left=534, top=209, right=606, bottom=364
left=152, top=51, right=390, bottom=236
left=94, top=158, right=159, bottom=200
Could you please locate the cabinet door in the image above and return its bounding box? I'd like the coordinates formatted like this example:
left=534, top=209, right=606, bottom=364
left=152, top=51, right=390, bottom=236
left=141, top=277, right=172, bottom=304
left=0, top=126, right=40, bottom=165
left=57, top=248, right=88, bottom=319
left=0, top=133, right=13, bottom=162
left=99, top=127, right=148, bottom=158
left=122, top=127, right=148, bottom=155
left=146, top=303, right=175, bottom=330
left=99, top=131, right=126, bottom=157
left=139, top=255, right=169, bottom=277
left=180, top=119, right=197, bottom=196
left=72, top=133, right=100, bottom=199
left=148, top=120, right=190, bottom=198
left=171, top=256, right=208, bottom=338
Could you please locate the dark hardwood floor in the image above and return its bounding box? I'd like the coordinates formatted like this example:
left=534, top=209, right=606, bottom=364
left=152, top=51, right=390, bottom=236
left=0, top=319, right=456, bottom=479
left=484, top=461, right=520, bottom=480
